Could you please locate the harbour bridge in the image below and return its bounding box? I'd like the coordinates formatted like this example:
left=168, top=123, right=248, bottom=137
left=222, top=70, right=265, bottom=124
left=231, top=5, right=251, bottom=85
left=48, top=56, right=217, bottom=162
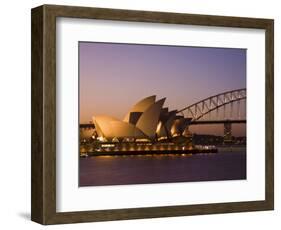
left=178, top=88, right=246, bottom=142
left=80, top=88, right=246, bottom=143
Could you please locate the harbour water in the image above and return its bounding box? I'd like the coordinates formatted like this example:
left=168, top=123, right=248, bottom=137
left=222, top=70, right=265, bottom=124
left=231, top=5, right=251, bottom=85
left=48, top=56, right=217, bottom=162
left=79, top=149, right=246, bottom=186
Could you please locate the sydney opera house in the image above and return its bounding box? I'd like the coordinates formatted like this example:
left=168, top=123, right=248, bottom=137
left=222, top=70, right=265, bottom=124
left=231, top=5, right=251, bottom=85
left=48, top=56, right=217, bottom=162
left=80, top=96, right=193, bottom=154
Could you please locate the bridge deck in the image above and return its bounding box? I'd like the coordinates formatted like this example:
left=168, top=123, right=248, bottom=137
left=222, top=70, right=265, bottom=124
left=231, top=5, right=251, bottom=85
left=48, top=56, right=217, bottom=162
left=190, top=120, right=246, bottom=125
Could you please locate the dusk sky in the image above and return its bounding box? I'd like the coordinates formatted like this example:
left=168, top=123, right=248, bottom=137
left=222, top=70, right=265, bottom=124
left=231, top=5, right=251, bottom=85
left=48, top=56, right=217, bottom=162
left=79, top=42, right=246, bottom=136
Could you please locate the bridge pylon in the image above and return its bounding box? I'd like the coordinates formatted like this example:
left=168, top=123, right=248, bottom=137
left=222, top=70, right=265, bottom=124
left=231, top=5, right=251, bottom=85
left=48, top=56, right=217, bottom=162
left=223, top=121, right=232, bottom=144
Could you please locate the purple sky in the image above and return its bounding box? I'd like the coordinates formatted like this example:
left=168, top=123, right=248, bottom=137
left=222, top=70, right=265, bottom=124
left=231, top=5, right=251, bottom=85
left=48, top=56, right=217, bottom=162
left=79, top=42, right=246, bottom=136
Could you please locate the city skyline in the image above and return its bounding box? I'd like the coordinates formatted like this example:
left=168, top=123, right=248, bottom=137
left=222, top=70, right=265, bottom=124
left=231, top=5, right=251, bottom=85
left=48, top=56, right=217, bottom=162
left=79, top=42, right=246, bottom=136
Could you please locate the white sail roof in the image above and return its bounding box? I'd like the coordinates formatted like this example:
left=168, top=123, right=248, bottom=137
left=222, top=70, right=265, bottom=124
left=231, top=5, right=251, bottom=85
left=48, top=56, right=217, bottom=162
left=92, top=95, right=191, bottom=141
left=136, top=98, right=166, bottom=139
left=111, top=121, right=146, bottom=139
left=92, top=115, right=119, bottom=138
left=123, top=95, right=156, bottom=123
left=93, top=115, right=146, bottom=139
left=171, top=118, right=191, bottom=136
left=157, top=110, right=177, bottom=137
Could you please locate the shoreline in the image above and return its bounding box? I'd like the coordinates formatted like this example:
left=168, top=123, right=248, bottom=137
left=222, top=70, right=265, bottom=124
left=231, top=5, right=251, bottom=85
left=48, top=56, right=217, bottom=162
left=82, top=148, right=218, bottom=157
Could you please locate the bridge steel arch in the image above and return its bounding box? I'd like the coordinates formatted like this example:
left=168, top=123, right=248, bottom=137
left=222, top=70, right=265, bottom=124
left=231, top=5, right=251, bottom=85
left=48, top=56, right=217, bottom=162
left=178, top=88, right=246, bottom=121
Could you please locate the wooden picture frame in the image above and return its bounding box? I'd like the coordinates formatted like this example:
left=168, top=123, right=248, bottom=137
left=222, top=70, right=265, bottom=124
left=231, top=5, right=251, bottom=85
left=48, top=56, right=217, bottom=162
left=31, top=4, right=274, bottom=225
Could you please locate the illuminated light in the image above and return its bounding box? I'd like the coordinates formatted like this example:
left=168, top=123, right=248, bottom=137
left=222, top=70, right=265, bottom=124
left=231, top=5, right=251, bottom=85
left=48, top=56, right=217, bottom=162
left=99, top=155, right=113, bottom=159
left=123, top=137, right=135, bottom=142
left=121, top=146, right=127, bottom=151
left=158, top=136, right=168, bottom=141
left=156, top=122, right=162, bottom=133
left=136, top=138, right=150, bottom=142
left=80, top=147, right=86, bottom=153
left=97, top=136, right=107, bottom=142
left=144, top=146, right=150, bottom=151
left=112, top=137, right=119, bottom=142
left=101, top=144, right=115, bottom=147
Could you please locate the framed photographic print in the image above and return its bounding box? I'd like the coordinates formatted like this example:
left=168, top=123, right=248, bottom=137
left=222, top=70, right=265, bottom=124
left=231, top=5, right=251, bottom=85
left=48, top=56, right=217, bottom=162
left=31, top=4, right=274, bottom=224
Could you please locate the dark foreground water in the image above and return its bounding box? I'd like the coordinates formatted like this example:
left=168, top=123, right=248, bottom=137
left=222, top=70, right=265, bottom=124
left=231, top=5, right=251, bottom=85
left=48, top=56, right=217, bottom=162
left=79, top=151, right=246, bottom=186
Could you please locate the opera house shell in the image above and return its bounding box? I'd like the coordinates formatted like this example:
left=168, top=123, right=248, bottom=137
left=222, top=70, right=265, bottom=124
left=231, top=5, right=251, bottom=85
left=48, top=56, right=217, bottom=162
left=92, top=96, right=191, bottom=142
